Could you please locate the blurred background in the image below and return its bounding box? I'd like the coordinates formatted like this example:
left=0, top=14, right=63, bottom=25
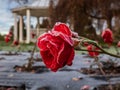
left=0, top=0, right=120, bottom=43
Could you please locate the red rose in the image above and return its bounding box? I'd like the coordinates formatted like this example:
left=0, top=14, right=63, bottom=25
left=87, top=45, right=99, bottom=57
left=117, top=41, right=120, bottom=47
left=13, top=40, right=19, bottom=46
left=37, top=23, right=74, bottom=72
left=101, top=28, right=113, bottom=45
left=4, top=34, right=10, bottom=43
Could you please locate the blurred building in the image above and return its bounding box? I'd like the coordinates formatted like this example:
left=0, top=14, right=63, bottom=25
left=12, top=0, right=50, bottom=43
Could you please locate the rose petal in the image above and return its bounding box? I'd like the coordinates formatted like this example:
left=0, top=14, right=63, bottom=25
left=52, top=22, right=72, bottom=36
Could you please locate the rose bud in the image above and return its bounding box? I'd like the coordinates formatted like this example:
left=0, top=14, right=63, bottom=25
left=101, top=28, right=113, bottom=45
left=87, top=44, right=99, bottom=57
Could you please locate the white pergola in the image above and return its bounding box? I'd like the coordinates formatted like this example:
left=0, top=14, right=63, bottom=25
left=12, top=0, right=50, bottom=43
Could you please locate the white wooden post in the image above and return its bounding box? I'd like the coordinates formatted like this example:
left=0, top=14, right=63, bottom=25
left=26, top=9, right=31, bottom=44
left=36, top=17, right=40, bottom=37
left=19, top=15, right=23, bottom=43
left=14, top=13, right=18, bottom=41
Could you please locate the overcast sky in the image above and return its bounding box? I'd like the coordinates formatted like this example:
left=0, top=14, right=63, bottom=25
left=0, top=0, right=18, bottom=35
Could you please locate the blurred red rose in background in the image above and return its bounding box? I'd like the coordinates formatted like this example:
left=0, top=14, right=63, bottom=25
left=101, top=28, right=113, bottom=45
left=117, top=41, right=120, bottom=47
left=4, top=34, right=10, bottom=43
left=87, top=44, right=99, bottom=57
left=37, top=23, right=74, bottom=72
left=13, top=40, right=19, bottom=46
